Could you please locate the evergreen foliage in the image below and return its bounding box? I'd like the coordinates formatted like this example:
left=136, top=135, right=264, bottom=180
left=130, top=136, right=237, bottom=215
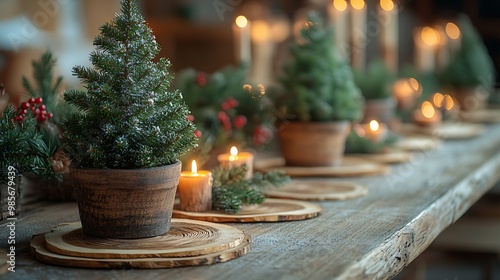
left=0, top=106, right=45, bottom=182
left=211, top=165, right=289, bottom=214
left=277, top=11, right=363, bottom=122
left=63, top=0, right=197, bottom=169
left=344, top=129, right=398, bottom=154
left=354, top=60, right=395, bottom=100
left=439, top=15, right=495, bottom=89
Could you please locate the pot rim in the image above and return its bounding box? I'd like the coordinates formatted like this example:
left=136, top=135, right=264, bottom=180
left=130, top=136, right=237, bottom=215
left=69, top=160, right=181, bottom=173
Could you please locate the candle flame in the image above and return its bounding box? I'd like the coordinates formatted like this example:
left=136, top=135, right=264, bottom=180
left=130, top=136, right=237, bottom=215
left=230, top=146, right=238, bottom=156
left=421, top=27, right=440, bottom=47
left=445, top=22, right=460, bottom=40
left=432, top=92, right=444, bottom=108
left=422, top=101, right=435, bottom=119
left=444, top=95, right=454, bottom=110
left=235, top=15, right=248, bottom=28
left=369, top=120, right=380, bottom=132
left=191, top=160, right=198, bottom=174
left=351, top=0, right=365, bottom=10
left=380, top=0, right=394, bottom=12
left=333, top=0, right=348, bottom=11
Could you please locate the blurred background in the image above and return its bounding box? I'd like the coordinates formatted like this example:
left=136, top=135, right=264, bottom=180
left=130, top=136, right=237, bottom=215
left=0, top=0, right=499, bottom=104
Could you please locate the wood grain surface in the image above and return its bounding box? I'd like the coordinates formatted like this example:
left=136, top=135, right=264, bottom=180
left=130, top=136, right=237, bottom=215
left=401, top=122, right=486, bottom=140
left=173, top=198, right=322, bottom=222
left=44, top=219, right=245, bottom=259
left=5, top=124, right=500, bottom=280
left=351, top=150, right=413, bottom=164
left=254, top=156, right=390, bottom=177
left=394, top=135, right=441, bottom=151
left=263, top=180, right=368, bottom=201
left=460, top=108, right=500, bottom=123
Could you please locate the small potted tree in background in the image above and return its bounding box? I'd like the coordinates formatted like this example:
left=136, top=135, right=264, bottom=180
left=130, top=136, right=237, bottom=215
left=63, top=0, right=197, bottom=238
left=439, top=15, right=495, bottom=111
left=354, top=60, right=396, bottom=124
left=274, top=11, right=363, bottom=166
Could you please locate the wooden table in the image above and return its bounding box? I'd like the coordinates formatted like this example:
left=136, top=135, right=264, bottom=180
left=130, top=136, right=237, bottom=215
left=3, top=124, right=500, bottom=280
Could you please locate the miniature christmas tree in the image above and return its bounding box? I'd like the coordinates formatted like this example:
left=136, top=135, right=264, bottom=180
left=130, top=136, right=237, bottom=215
left=63, top=0, right=197, bottom=169
left=277, top=11, right=363, bottom=122
left=354, top=60, right=395, bottom=101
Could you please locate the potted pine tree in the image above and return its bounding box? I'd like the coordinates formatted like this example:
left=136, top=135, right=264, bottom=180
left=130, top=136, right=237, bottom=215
left=439, top=15, right=495, bottom=110
left=63, top=0, right=197, bottom=238
left=354, top=60, right=396, bottom=124
left=275, top=12, right=363, bottom=166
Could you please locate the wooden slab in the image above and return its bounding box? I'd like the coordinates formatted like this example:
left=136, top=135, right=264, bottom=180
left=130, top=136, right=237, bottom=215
left=263, top=180, right=368, bottom=201
left=460, top=109, right=500, bottom=123
left=401, top=123, right=485, bottom=140
left=351, top=150, right=413, bottom=164
left=44, top=220, right=244, bottom=259
left=394, top=136, right=441, bottom=151
left=254, top=157, right=389, bottom=177
left=31, top=234, right=251, bottom=269
left=173, top=198, right=322, bottom=223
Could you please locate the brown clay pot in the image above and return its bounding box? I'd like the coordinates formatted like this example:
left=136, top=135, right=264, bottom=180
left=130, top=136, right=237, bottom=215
left=452, top=86, right=489, bottom=111
left=362, top=97, right=396, bottom=124
left=277, top=121, right=350, bottom=167
left=71, top=161, right=181, bottom=239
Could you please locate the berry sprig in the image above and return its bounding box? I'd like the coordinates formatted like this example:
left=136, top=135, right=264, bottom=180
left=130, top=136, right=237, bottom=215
left=217, top=97, right=247, bottom=132
left=187, top=114, right=202, bottom=138
left=14, top=97, right=54, bottom=123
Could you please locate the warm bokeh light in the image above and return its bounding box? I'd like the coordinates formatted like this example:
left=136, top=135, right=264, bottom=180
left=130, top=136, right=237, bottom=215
left=444, top=95, right=454, bottom=110
left=422, top=101, right=435, bottom=119
left=230, top=146, right=238, bottom=156
left=369, top=120, right=380, bottom=132
left=409, top=78, right=420, bottom=92
left=235, top=15, right=248, bottom=28
left=433, top=93, right=444, bottom=108
left=191, top=160, right=198, bottom=174
left=421, top=27, right=440, bottom=47
left=351, top=0, right=365, bottom=10
left=270, top=18, right=291, bottom=43
left=380, top=0, right=395, bottom=12
left=333, top=0, right=348, bottom=11
left=251, top=20, right=271, bottom=43
left=445, top=22, right=460, bottom=40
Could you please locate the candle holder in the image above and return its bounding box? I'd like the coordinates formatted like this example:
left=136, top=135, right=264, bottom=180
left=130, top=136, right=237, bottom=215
left=178, top=161, right=212, bottom=212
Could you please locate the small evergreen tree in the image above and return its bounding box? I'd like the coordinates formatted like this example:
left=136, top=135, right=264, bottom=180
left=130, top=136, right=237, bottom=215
left=354, top=60, right=395, bottom=100
left=277, top=11, right=363, bottom=122
left=63, top=0, right=197, bottom=169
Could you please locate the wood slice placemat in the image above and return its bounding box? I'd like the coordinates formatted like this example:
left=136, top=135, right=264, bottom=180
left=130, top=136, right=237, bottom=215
left=394, top=135, right=441, bottom=151
left=30, top=219, right=250, bottom=269
left=254, top=156, right=389, bottom=177
left=350, top=150, right=412, bottom=164
left=44, top=220, right=244, bottom=259
left=173, top=198, right=322, bottom=223
left=401, top=123, right=485, bottom=140
left=263, top=180, right=368, bottom=201
left=460, top=109, right=500, bottom=123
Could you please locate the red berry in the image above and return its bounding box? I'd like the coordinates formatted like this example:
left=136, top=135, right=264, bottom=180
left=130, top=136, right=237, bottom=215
left=233, top=115, right=247, bottom=129
left=253, top=126, right=273, bottom=146
left=187, top=115, right=195, bottom=122
left=195, top=72, right=207, bottom=87
left=40, top=110, right=47, bottom=116
left=21, top=102, right=30, bottom=109
left=29, top=97, right=36, bottom=104
left=222, top=122, right=232, bottom=132
left=217, top=111, right=229, bottom=122
left=35, top=109, right=40, bottom=115
left=21, top=109, right=28, bottom=115
left=221, top=102, right=231, bottom=111
left=227, top=97, right=238, bottom=108
left=47, top=113, right=54, bottom=118
left=37, top=115, right=46, bottom=123
left=194, top=130, right=202, bottom=138
left=40, top=104, right=46, bottom=110
left=35, top=97, right=43, bottom=104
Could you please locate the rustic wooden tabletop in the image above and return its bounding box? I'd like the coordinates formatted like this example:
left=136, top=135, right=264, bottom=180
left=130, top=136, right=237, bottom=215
left=3, top=124, right=500, bottom=280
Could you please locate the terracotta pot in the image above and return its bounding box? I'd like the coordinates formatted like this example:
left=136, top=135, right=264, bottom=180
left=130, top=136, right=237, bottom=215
left=453, top=86, right=489, bottom=111
left=362, top=97, right=396, bottom=124
left=1, top=175, right=21, bottom=220
left=277, top=121, right=350, bottom=166
left=71, top=161, right=181, bottom=239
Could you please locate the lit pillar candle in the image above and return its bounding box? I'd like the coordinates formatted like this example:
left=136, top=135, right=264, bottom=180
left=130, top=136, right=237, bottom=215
left=250, top=20, right=273, bottom=85
left=217, top=146, right=254, bottom=179
left=233, top=15, right=251, bottom=64
left=413, top=101, right=442, bottom=127
left=378, top=0, right=398, bottom=72
left=328, top=0, right=350, bottom=59
left=392, top=78, right=421, bottom=110
left=414, top=27, right=440, bottom=72
left=445, top=22, right=461, bottom=55
left=178, top=160, right=212, bottom=212
left=363, top=120, right=387, bottom=142
left=350, top=0, right=367, bottom=71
